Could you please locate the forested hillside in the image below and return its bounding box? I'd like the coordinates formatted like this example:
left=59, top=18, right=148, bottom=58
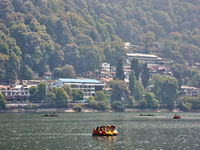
left=1, top=0, right=200, bottom=83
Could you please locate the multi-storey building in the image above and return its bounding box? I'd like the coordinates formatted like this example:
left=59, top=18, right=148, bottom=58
left=127, top=53, right=158, bottom=64
left=127, top=53, right=173, bottom=66
left=102, top=62, right=110, bottom=71
left=55, top=78, right=105, bottom=99
left=1, top=84, right=37, bottom=101
left=180, top=86, right=200, bottom=97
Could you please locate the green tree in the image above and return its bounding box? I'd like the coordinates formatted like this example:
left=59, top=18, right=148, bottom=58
left=190, top=73, right=200, bottom=88
left=114, top=58, right=125, bottom=80
left=63, top=84, right=71, bottom=96
left=55, top=88, right=69, bottom=107
left=128, top=95, right=135, bottom=108
left=94, top=91, right=109, bottom=104
left=110, top=79, right=130, bottom=102
left=29, top=86, right=38, bottom=102
left=47, top=92, right=56, bottom=106
left=37, top=82, right=46, bottom=101
left=112, top=101, right=125, bottom=111
left=71, top=89, right=84, bottom=102
left=62, top=64, right=76, bottom=78
left=0, top=43, right=10, bottom=55
left=134, top=80, right=145, bottom=101
left=86, top=96, right=95, bottom=103
left=162, top=77, right=179, bottom=110
left=173, top=69, right=183, bottom=89
left=139, top=99, right=147, bottom=109
left=73, top=105, right=83, bottom=112
left=0, top=93, right=7, bottom=109
left=141, top=63, right=150, bottom=89
left=23, top=65, right=33, bottom=80
left=131, top=58, right=140, bottom=80
left=149, top=74, right=165, bottom=101
left=53, top=67, right=62, bottom=79
left=145, top=92, right=160, bottom=109
left=129, top=69, right=136, bottom=96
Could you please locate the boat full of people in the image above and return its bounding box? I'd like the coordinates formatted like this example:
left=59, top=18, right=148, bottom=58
left=173, top=114, right=181, bottom=119
left=139, top=113, right=154, bottom=116
left=92, top=124, right=118, bottom=136
left=42, top=112, right=59, bottom=117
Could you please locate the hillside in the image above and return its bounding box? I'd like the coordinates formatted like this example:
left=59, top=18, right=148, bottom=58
left=0, top=0, right=200, bottom=83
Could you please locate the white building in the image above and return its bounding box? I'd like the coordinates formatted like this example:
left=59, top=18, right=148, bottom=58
left=127, top=53, right=173, bottom=67
left=180, top=86, right=200, bottom=97
left=55, top=78, right=105, bottom=99
left=102, top=62, right=110, bottom=71
left=1, top=84, right=37, bottom=101
left=127, top=53, right=158, bottom=64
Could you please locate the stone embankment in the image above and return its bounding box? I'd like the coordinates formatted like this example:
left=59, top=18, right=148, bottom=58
left=0, top=108, right=187, bottom=113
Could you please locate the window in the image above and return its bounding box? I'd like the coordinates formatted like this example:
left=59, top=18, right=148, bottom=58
left=71, top=85, right=78, bottom=88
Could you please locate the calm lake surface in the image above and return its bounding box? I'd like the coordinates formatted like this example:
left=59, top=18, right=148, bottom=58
left=0, top=112, right=200, bottom=150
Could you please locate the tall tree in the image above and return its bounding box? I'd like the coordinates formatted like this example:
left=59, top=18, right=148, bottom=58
left=29, top=86, right=38, bottom=102
left=62, top=64, right=76, bottom=78
left=63, top=84, right=71, bottom=96
left=141, top=63, right=150, bottom=89
left=129, top=69, right=136, bottom=96
left=94, top=90, right=109, bottom=105
left=37, top=82, right=46, bottom=101
left=71, top=89, right=84, bottom=102
left=134, top=80, right=145, bottom=101
left=23, top=65, right=33, bottom=80
left=173, top=69, right=183, bottom=90
left=110, top=79, right=130, bottom=101
left=114, top=58, right=125, bottom=80
left=145, top=92, right=160, bottom=109
left=0, top=93, right=7, bottom=109
left=55, top=87, right=69, bottom=107
left=162, top=77, right=179, bottom=110
left=189, top=73, right=200, bottom=88
left=131, top=58, right=140, bottom=80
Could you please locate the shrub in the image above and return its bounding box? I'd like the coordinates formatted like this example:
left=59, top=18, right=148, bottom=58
left=111, top=101, right=125, bottom=111
left=73, top=105, right=83, bottom=112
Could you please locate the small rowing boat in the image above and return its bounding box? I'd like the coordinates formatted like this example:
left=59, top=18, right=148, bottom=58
left=42, top=115, right=59, bottom=117
left=139, top=114, right=154, bottom=116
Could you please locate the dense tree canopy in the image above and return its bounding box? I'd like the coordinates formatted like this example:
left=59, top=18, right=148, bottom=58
left=0, top=0, right=200, bottom=82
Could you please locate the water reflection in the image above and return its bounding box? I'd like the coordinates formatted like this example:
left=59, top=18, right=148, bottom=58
left=93, top=136, right=117, bottom=144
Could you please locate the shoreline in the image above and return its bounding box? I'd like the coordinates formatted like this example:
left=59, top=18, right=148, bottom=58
left=1, top=108, right=199, bottom=113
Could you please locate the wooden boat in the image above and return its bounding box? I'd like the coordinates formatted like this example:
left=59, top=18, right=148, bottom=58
left=139, top=114, right=154, bottom=116
left=42, top=115, right=59, bottom=117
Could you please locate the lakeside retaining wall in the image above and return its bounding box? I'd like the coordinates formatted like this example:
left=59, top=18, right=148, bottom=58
left=2, top=108, right=200, bottom=113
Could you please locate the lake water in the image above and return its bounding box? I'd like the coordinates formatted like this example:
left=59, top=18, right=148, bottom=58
left=0, top=112, right=200, bottom=150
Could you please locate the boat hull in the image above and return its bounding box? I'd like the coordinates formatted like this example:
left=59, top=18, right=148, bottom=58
left=139, top=115, right=154, bottom=116
left=173, top=117, right=181, bottom=119
left=92, top=133, right=117, bottom=136
left=42, top=115, right=59, bottom=117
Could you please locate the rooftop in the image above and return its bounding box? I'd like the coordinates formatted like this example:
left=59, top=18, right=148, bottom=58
left=58, top=78, right=102, bottom=84
left=127, top=53, right=157, bottom=58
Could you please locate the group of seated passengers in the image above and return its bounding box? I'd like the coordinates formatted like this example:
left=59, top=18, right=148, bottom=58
left=174, top=114, right=181, bottom=118
left=94, top=126, right=107, bottom=132
left=45, top=112, right=57, bottom=116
